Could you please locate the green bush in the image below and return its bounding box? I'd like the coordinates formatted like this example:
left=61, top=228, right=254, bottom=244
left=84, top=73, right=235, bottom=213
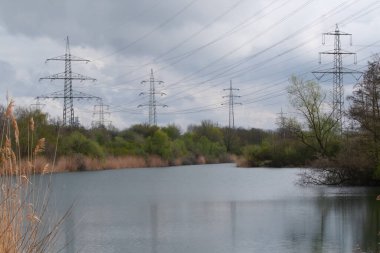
left=145, top=129, right=171, bottom=160
left=60, top=131, right=105, bottom=158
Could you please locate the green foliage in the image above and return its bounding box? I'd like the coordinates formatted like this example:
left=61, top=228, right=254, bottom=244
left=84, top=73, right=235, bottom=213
left=242, top=133, right=314, bottom=167
left=170, top=139, right=188, bottom=159
left=270, top=139, right=314, bottom=167
left=15, top=109, right=58, bottom=158
left=145, top=129, right=171, bottom=160
left=10, top=105, right=341, bottom=171
left=59, top=131, right=105, bottom=158
left=197, top=136, right=227, bottom=161
left=129, top=124, right=158, bottom=138
left=188, top=120, right=224, bottom=144
left=161, top=124, right=181, bottom=140
left=89, top=126, right=112, bottom=146
left=242, top=145, right=265, bottom=167
left=105, top=136, right=144, bottom=156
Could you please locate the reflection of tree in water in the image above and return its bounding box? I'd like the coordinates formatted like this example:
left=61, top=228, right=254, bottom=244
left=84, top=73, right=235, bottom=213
left=299, top=193, right=380, bottom=253
left=359, top=196, right=380, bottom=253
left=279, top=189, right=380, bottom=253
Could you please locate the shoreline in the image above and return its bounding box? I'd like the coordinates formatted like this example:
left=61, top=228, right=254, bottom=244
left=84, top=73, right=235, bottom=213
left=29, top=154, right=234, bottom=174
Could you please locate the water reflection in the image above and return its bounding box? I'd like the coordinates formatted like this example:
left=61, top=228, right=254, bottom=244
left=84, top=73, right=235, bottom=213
left=140, top=197, right=380, bottom=253
left=49, top=166, right=380, bottom=253
left=150, top=204, right=158, bottom=253
left=64, top=211, right=75, bottom=253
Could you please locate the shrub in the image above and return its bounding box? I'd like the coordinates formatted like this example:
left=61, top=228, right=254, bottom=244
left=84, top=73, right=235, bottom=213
left=60, top=131, right=105, bottom=158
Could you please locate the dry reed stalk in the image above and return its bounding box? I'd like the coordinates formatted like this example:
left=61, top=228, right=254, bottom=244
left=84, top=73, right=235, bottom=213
left=54, top=157, right=76, bottom=173
left=0, top=100, right=67, bottom=253
left=83, top=157, right=103, bottom=171
left=46, top=154, right=168, bottom=173
left=33, top=138, right=45, bottom=156
left=103, top=156, right=148, bottom=169
left=147, top=155, right=168, bottom=167
left=53, top=155, right=149, bottom=172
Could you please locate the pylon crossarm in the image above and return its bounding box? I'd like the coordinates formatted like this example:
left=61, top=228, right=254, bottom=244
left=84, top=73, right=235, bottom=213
left=320, top=51, right=356, bottom=55
left=46, top=55, right=90, bottom=62
left=36, top=91, right=65, bottom=99
left=71, top=72, right=96, bottom=81
left=313, top=68, right=362, bottom=75
left=72, top=90, right=101, bottom=101
left=36, top=90, right=101, bottom=101
left=39, top=72, right=96, bottom=81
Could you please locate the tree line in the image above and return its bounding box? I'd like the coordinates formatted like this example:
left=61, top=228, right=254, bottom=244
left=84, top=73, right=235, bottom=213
left=4, top=56, right=380, bottom=185
left=8, top=106, right=310, bottom=170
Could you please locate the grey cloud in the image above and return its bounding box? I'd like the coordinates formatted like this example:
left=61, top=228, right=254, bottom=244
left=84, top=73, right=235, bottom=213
left=0, top=0, right=378, bottom=129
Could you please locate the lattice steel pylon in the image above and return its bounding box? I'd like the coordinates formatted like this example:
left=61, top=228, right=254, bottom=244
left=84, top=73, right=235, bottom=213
left=223, top=80, right=241, bottom=129
left=36, top=90, right=101, bottom=127
left=312, top=24, right=361, bottom=130
left=92, top=100, right=111, bottom=128
left=138, top=69, right=167, bottom=126
left=30, top=98, right=45, bottom=111
left=39, top=36, right=97, bottom=126
left=222, top=80, right=241, bottom=152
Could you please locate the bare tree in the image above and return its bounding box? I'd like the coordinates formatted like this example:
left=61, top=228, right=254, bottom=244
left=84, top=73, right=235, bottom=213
left=348, top=56, right=380, bottom=169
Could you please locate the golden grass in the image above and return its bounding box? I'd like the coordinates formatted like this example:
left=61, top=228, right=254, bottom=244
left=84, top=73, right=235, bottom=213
left=51, top=155, right=168, bottom=173
left=0, top=100, right=67, bottom=253
left=18, top=154, right=164, bottom=174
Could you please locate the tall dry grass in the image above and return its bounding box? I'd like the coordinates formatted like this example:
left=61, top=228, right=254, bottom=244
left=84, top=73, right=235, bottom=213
left=51, top=155, right=168, bottom=172
left=0, top=100, right=67, bottom=253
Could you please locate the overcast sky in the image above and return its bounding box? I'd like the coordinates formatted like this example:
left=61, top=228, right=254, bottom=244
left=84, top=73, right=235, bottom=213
left=0, top=0, right=379, bottom=131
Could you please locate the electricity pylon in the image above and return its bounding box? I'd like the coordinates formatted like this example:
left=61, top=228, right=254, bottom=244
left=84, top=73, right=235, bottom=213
left=39, top=36, right=98, bottom=126
left=223, top=80, right=241, bottom=129
left=30, top=98, right=45, bottom=111
left=222, top=80, right=241, bottom=151
left=276, top=108, right=287, bottom=139
left=92, top=100, right=111, bottom=128
left=138, top=69, right=167, bottom=126
left=312, top=24, right=361, bottom=130
left=36, top=90, right=101, bottom=126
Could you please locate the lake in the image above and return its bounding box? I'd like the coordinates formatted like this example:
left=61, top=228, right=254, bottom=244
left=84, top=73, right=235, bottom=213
left=46, top=163, right=380, bottom=253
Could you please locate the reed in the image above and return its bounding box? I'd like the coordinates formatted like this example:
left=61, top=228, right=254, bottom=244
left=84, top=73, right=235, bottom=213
left=0, top=100, right=67, bottom=253
left=49, top=155, right=168, bottom=172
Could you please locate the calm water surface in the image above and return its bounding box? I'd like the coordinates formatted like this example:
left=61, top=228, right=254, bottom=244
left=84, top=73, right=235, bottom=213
left=47, top=164, right=380, bottom=253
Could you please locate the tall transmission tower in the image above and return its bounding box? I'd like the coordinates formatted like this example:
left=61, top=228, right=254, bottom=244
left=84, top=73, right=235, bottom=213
left=312, top=24, right=361, bottom=129
left=92, top=100, right=111, bottom=128
left=30, top=98, right=45, bottom=111
left=222, top=80, right=241, bottom=152
left=223, top=80, right=241, bottom=129
left=39, top=36, right=98, bottom=126
left=276, top=108, right=287, bottom=139
left=138, top=69, right=167, bottom=126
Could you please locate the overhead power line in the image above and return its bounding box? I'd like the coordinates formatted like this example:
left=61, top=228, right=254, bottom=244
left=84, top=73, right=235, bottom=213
left=96, top=0, right=199, bottom=60
left=222, top=80, right=241, bottom=129
left=92, top=99, right=111, bottom=128
left=312, top=24, right=362, bottom=130
left=138, top=69, right=167, bottom=126
left=38, top=36, right=99, bottom=126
